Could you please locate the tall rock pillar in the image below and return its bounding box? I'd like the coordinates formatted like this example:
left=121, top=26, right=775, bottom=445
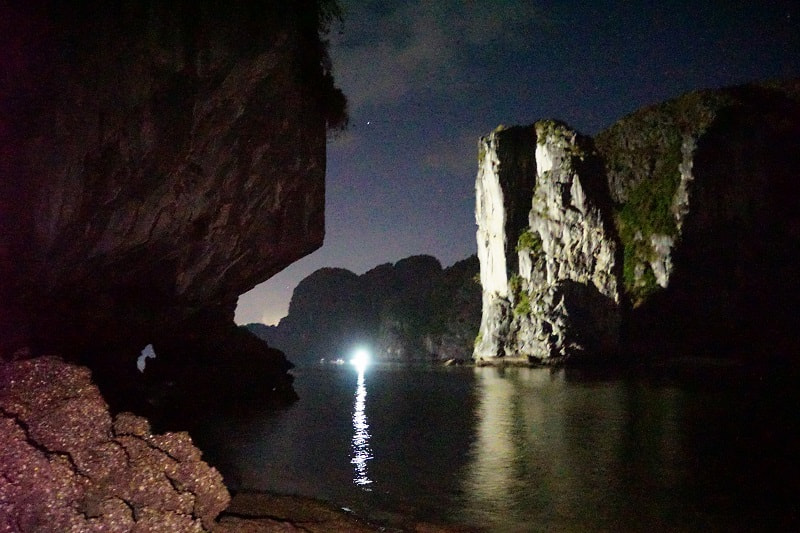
left=512, top=121, right=621, bottom=362
left=474, top=127, right=537, bottom=359
left=474, top=121, right=622, bottom=364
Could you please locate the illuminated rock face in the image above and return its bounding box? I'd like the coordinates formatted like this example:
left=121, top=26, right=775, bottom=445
left=513, top=122, right=620, bottom=362
left=473, top=127, right=537, bottom=358
left=474, top=123, right=620, bottom=363
left=0, top=3, right=344, bottom=395
left=475, top=80, right=800, bottom=363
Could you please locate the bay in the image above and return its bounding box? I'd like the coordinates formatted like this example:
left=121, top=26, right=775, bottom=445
left=195, top=362, right=796, bottom=531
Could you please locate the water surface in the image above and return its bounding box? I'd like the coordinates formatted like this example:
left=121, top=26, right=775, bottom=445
left=197, top=363, right=795, bottom=531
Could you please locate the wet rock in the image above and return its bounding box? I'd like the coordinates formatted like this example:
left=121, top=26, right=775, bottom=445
left=213, top=492, right=480, bottom=533
left=215, top=492, right=377, bottom=533
left=0, top=356, right=230, bottom=532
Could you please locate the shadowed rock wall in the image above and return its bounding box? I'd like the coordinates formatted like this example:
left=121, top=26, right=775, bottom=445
left=1, top=1, right=345, bottom=405
left=606, top=83, right=800, bottom=359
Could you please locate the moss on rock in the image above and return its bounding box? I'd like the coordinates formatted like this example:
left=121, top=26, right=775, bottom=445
left=596, top=89, right=736, bottom=302
left=516, top=229, right=542, bottom=254
left=514, top=291, right=531, bottom=317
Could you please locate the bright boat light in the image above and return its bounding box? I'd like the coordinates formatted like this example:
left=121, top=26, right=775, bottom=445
left=350, top=348, right=371, bottom=372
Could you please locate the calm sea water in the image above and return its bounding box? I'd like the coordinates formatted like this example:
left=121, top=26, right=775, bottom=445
left=196, top=363, right=796, bottom=531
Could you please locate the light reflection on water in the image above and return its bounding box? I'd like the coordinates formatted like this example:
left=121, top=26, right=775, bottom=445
left=351, top=368, right=373, bottom=488
left=460, top=366, right=692, bottom=530
left=197, top=363, right=795, bottom=531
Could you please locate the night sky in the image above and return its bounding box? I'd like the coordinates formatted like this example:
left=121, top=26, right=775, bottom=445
left=235, top=0, right=799, bottom=326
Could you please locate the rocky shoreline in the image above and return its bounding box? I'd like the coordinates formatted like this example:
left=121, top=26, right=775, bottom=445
left=0, top=355, right=478, bottom=532
left=217, top=491, right=479, bottom=533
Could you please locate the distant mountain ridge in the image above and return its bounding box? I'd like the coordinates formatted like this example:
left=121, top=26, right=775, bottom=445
left=246, top=255, right=480, bottom=364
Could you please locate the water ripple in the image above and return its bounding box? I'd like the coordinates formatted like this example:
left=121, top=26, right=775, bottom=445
left=351, top=369, right=373, bottom=488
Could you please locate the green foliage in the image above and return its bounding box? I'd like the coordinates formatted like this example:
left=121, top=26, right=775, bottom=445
left=621, top=243, right=639, bottom=296
left=640, top=266, right=657, bottom=299
left=596, top=89, right=736, bottom=302
left=614, top=128, right=680, bottom=304
left=474, top=332, right=483, bottom=347
left=614, top=129, right=681, bottom=236
left=305, top=0, right=349, bottom=133
left=516, top=229, right=542, bottom=254
left=612, top=131, right=680, bottom=301
left=508, top=273, right=522, bottom=295
left=514, top=291, right=531, bottom=317
left=621, top=243, right=659, bottom=304
left=316, top=0, right=344, bottom=35
left=508, top=273, right=531, bottom=317
left=535, top=119, right=564, bottom=145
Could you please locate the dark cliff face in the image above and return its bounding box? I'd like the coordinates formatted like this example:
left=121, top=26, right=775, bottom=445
left=612, top=83, right=800, bottom=359
left=249, top=255, right=481, bottom=364
left=491, top=126, right=538, bottom=275
left=267, top=267, right=373, bottom=362
left=1, top=1, right=345, bottom=409
left=424, top=255, right=482, bottom=360
left=591, top=80, right=800, bottom=361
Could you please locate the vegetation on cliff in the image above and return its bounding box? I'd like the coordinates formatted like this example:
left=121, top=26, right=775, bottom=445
left=516, top=229, right=542, bottom=255
left=595, top=90, right=735, bottom=303
left=478, top=79, right=800, bottom=362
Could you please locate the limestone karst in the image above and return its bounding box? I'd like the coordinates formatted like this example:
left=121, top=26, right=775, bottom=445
left=474, top=80, right=800, bottom=364
left=1, top=1, right=346, bottom=410
left=248, top=255, right=481, bottom=364
left=1, top=2, right=346, bottom=527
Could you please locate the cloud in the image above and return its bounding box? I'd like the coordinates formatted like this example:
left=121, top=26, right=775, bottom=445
left=331, top=2, right=454, bottom=110
left=330, top=0, right=545, bottom=113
